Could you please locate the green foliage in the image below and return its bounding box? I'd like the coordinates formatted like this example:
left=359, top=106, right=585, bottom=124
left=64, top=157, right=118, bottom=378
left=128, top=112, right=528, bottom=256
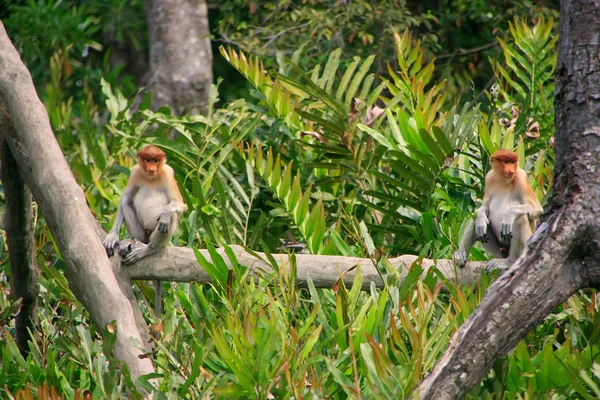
left=492, top=17, right=557, bottom=149
left=129, top=250, right=489, bottom=398
left=0, top=261, right=140, bottom=398
left=216, top=0, right=427, bottom=69
left=237, top=143, right=326, bottom=254
left=222, top=30, right=480, bottom=257
left=5, top=0, right=102, bottom=86
left=1, top=3, right=597, bottom=400
left=3, top=246, right=599, bottom=399
left=3, top=0, right=146, bottom=103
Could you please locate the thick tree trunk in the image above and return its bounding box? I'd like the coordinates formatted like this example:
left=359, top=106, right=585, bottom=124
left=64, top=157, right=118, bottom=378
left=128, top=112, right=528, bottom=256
left=144, top=0, right=213, bottom=113
left=413, top=0, right=600, bottom=398
left=0, top=22, right=155, bottom=389
left=0, top=119, right=39, bottom=355
left=125, top=245, right=486, bottom=291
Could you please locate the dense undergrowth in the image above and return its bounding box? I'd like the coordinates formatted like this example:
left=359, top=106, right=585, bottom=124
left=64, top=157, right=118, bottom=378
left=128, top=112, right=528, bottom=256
left=1, top=1, right=600, bottom=398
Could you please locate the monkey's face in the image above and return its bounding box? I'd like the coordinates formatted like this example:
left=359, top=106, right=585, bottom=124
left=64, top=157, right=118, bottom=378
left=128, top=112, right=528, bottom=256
left=493, top=159, right=516, bottom=181
left=138, top=145, right=167, bottom=179
left=139, top=156, right=165, bottom=178
left=490, top=149, right=518, bottom=182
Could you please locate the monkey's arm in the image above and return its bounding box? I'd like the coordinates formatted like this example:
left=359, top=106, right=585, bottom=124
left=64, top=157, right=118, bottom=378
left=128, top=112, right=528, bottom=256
left=507, top=202, right=543, bottom=219
left=454, top=203, right=489, bottom=268
left=474, top=173, right=493, bottom=241
left=453, top=220, right=478, bottom=268
left=156, top=173, right=187, bottom=234
left=475, top=206, right=489, bottom=240
left=454, top=183, right=492, bottom=268
left=500, top=202, right=543, bottom=241
left=103, top=179, right=141, bottom=256
left=104, top=197, right=127, bottom=256
left=500, top=172, right=543, bottom=240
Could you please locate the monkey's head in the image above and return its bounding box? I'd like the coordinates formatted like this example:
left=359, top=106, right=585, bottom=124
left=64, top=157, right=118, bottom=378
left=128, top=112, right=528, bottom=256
left=491, top=149, right=518, bottom=181
left=138, top=145, right=166, bottom=178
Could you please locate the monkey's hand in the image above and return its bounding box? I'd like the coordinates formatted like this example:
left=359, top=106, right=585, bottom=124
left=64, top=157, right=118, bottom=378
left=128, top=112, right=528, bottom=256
left=157, top=207, right=173, bottom=234
left=475, top=213, right=489, bottom=243
left=103, top=232, right=120, bottom=257
left=453, top=249, right=468, bottom=268
left=500, top=209, right=515, bottom=242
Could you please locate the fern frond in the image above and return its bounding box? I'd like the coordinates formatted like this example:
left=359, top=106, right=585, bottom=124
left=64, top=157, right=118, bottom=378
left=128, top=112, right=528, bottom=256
left=220, top=46, right=301, bottom=128
left=491, top=16, right=557, bottom=146
left=236, top=142, right=326, bottom=254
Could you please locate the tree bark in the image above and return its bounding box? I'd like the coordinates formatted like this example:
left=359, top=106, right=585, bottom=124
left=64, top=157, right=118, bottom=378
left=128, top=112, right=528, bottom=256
left=0, top=22, right=155, bottom=389
left=125, top=244, right=486, bottom=291
left=412, top=0, right=600, bottom=398
left=144, top=0, right=213, bottom=113
left=0, top=114, right=39, bottom=356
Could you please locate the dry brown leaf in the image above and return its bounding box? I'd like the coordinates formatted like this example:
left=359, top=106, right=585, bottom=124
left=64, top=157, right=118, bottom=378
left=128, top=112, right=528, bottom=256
left=363, top=105, right=385, bottom=127
left=525, top=121, right=540, bottom=139
left=348, top=98, right=361, bottom=124
left=510, top=105, right=520, bottom=119
left=301, top=130, right=327, bottom=144
left=499, top=117, right=512, bottom=127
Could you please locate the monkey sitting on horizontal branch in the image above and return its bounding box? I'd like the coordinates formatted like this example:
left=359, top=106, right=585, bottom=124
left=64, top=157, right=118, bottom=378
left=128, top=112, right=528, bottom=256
left=103, top=145, right=187, bottom=317
left=454, top=149, right=543, bottom=272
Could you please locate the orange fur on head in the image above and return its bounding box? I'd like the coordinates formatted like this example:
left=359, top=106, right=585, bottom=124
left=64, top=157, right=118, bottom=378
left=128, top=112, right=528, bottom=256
left=137, top=145, right=166, bottom=177
left=491, top=149, right=518, bottom=181
left=490, top=149, right=518, bottom=163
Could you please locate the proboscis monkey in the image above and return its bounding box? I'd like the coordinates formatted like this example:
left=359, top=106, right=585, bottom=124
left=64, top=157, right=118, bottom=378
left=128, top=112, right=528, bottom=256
left=104, top=145, right=187, bottom=317
left=453, top=149, right=543, bottom=272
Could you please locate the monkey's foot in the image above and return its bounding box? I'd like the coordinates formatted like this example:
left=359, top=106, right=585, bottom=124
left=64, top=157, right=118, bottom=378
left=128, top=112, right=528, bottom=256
left=453, top=250, right=468, bottom=268
left=116, top=238, right=141, bottom=259
left=122, top=242, right=153, bottom=265
left=485, top=258, right=513, bottom=274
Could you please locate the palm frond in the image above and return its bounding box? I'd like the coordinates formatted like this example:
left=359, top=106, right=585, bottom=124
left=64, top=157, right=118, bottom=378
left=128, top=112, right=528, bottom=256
left=236, top=142, right=326, bottom=254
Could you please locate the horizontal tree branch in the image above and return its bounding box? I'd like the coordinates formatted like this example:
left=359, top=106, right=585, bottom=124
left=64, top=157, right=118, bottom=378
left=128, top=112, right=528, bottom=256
left=437, top=41, right=499, bottom=60
left=126, top=244, right=487, bottom=289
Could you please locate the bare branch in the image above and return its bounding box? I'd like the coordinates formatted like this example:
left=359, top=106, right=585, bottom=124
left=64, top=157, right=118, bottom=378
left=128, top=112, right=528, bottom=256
left=437, top=41, right=499, bottom=60
left=126, top=245, right=487, bottom=290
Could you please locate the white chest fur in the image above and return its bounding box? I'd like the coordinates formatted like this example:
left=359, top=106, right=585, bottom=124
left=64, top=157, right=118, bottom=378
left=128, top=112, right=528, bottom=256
left=488, top=186, right=523, bottom=246
left=134, top=186, right=169, bottom=231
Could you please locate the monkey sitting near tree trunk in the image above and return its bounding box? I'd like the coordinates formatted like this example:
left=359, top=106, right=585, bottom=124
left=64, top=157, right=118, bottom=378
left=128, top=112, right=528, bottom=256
left=453, top=149, right=543, bottom=272
left=104, top=145, right=187, bottom=317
